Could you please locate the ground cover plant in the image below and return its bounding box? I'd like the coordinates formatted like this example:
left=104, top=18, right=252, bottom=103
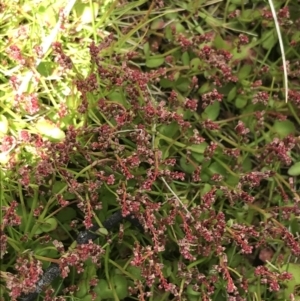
left=1, top=0, right=300, bottom=300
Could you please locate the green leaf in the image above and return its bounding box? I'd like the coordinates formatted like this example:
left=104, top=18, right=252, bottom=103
left=226, top=245, right=242, bottom=267
left=190, top=142, right=208, bottom=163
left=288, top=162, right=300, bottom=176
left=160, top=78, right=174, bottom=88
left=52, top=181, right=67, bottom=193
left=189, top=142, right=208, bottom=154
left=159, top=122, right=179, bottom=137
left=127, top=266, right=142, bottom=280
left=86, top=262, right=97, bottom=279
left=198, top=82, right=211, bottom=94
left=35, top=246, right=59, bottom=258
left=94, top=279, right=114, bottom=299
left=82, top=295, right=93, bottom=301
left=56, top=207, right=77, bottom=222
left=151, top=18, right=164, bottom=30
left=161, top=146, right=170, bottom=160
left=240, top=9, right=261, bottom=22
left=187, top=285, right=201, bottom=296
left=201, top=184, right=212, bottom=196
left=262, top=29, right=278, bottom=50
left=175, top=77, right=190, bottom=92
left=75, top=279, right=89, bottom=298
left=238, top=64, right=252, bottom=80
left=37, top=62, right=56, bottom=77
left=180, top=157, right=196, bottom=174
left=208, top=161, right=226, bottom=176
left=97, top=227, right=108, bottom=236
left=0, top=115, right=8, bottom=135
left=143, top=42, right=150, bottom=56
left=36, top=218, right=58, bottom=233
left=202, top=101, right=220, bottom=121
left=227, top=86, right=237, bottom=102
left=146, top=56, right=165, bottom=68
left=280, top=263, right=300, bottom=300
left=191, top=152, right=204, bottom=163
left=113, top=274, right=128, bottom=299
left=187, top=296, right=200, bottom=301
left=52, top=181, right=75, bottom=199
left=273, top=120, right=295, bottom=138
left=38, top=4, right=58, bottom=27
left=290, top=218, right=300, bottom=235
left=174, top=22, right=185, bottom=33
left=235, top=95, right=247, bottom=108
left=242, top=156, right=252, bottom=172
left=35, top=119, right=65, bottom=141
left=74, top=2, right=99, bottom=24
left=230, top=0, right=246, bottom=4
left=107, top=90, right=127, bottom=106
left=162, top=260, right=172, bottom=277
left=190, top=58, right=201, bottom=71
left=181, top=52, right=190, bottom=66
left=41, top=218, right=58, bottom=232
left=213, top=34, right=229, bottom=50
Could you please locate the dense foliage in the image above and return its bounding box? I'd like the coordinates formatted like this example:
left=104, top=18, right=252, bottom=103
left=1, top=0, right=300, bottom=301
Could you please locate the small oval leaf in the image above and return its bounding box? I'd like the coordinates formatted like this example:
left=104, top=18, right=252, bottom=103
left=288, top=162, right=300, bottom=176
left=35, top=119, right=65, bottom=141
left=181, top=52, right=190, bottom=66
left=235, top=95, right=248, bottom=108
left=146, top=56, right=165, bottom=68
left=97, top=227, right=108, bottom=236
left=159, top=122, right=180, bottom=137
left=273, top=120, right=295, bottom=138
left=202, top=101, right=220, bottom=121
left=227, top=86, right=237, bottom=102
left=190, top=58, right=201, bottom=71
left=40, top=217, right=58, bottom=232
left=175, top=77, right=190, bottom=92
